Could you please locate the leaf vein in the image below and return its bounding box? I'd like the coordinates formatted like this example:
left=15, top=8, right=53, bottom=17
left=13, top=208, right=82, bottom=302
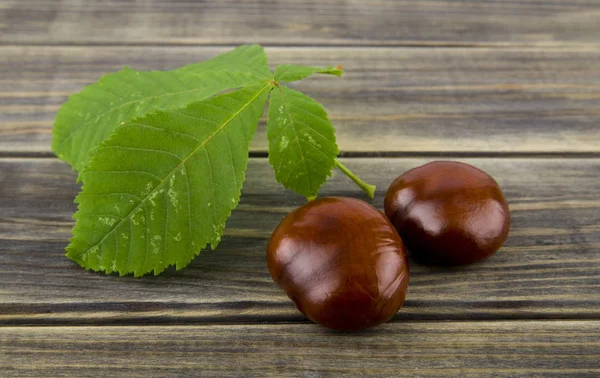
left=83, top=170, right=162, bottom=182
left=223, top=128, right=239, bottom=189
left=142, top=201, right=149, bottom=276
left=126, top=219, right=133, bottom=274
left=131, top=121, right=201, bottom=143
left=276, top=87, right=312, bottom=194
left=79, top=213, right=123, bottom=220
left=79, top=192, right=142, bottom=201
left=101, top=145, right=183, bottom=162
left=162, top=109, right=221, bottom=126
left=182, top=163, right=193, bottom=264
left=163, top=180, right=169, bottom=273
left=203, top=147, right=218, bottom=244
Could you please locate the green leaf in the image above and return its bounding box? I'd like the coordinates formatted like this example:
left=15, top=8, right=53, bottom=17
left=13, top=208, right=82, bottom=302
left=52, top=69, right=263, bottom=173
left=181, top=44, right=272, bottom=80
left=66, top=83, right=271, bottom=277
left=274, top=64, right=343, bottom=83
left=267, top=86, right=339, bottom=200
left=52, top=45, right=272, bottom=172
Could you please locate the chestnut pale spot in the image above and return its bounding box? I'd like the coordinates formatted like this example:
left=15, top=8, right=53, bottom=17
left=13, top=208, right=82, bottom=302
left=267, top=197, right=409, bottom=331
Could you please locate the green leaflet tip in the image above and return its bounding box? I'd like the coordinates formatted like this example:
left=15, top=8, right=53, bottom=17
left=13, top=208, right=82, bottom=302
left=331, top=65, right=344, bottom=77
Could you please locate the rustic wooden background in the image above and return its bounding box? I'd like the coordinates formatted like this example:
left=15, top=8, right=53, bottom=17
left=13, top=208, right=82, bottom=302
left=1, top=0, right=600, bottom=376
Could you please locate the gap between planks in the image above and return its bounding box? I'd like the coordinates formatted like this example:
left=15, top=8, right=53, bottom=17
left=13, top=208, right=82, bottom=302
left=3, top=152, right=600, bottom=159
left=1, top=318, right=598, bottom=329
left=4, top=42, right=600, bottom=49
left=3, top=300, right=600, bottom=327
left=0, top=151, right=600, bottom=159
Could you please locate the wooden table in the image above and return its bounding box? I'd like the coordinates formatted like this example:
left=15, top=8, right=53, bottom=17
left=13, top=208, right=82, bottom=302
left=1, top=1, right=600, bottom=376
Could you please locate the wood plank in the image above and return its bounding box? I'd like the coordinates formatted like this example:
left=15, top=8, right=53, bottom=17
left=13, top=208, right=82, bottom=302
left=1, top=158, right=599, bottom=324
left=1, top=321, right=599, bottom=377
left=2, top=0, right=600, bottom=46
left=2, top=46, right=600, bottom=155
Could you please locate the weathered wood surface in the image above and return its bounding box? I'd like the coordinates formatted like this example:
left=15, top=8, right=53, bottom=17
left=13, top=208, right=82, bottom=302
left=2, top=0, right=600, bottom=375
left=1, top=158, right=599, bottom=324
left=3, top=0, right=600, bottom=47
left=1, top=321, right=599, bottom=377
left=2, top=46, right=600, bottom=155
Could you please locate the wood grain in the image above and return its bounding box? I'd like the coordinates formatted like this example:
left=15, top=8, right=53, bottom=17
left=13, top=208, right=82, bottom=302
left=2, top=0, right=599, bottom=374
left=1, top=321, right=600, bottom=377
left=1, top=158, right=598, bottom=324
left=2, top=0, right=600, bottom=47
left=2, top=46, right=600, bottom=155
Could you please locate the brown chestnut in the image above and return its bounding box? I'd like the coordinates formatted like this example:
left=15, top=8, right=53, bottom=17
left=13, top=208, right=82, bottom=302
left=384, top=161, right=510, bottom=266
left=267, top=197, right=409, bottom=331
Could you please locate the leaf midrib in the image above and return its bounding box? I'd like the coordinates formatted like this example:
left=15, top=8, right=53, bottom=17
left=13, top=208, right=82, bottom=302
left=72, top=82, right=272, bottom=260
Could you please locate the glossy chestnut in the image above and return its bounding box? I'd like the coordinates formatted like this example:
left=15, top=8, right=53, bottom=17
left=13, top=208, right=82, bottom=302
left=384, top=161, right=510, bottom=266
left=267, top=197, right=409, bottom=331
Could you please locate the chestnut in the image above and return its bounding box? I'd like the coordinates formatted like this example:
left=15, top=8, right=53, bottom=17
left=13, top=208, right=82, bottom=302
left=267, top=197, right=409, bottom=331
left=384, top=161, right=510, bottom=266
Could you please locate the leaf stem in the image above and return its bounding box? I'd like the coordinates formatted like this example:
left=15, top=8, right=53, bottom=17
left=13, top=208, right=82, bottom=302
left=334, top=159, right=376, bottom=199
